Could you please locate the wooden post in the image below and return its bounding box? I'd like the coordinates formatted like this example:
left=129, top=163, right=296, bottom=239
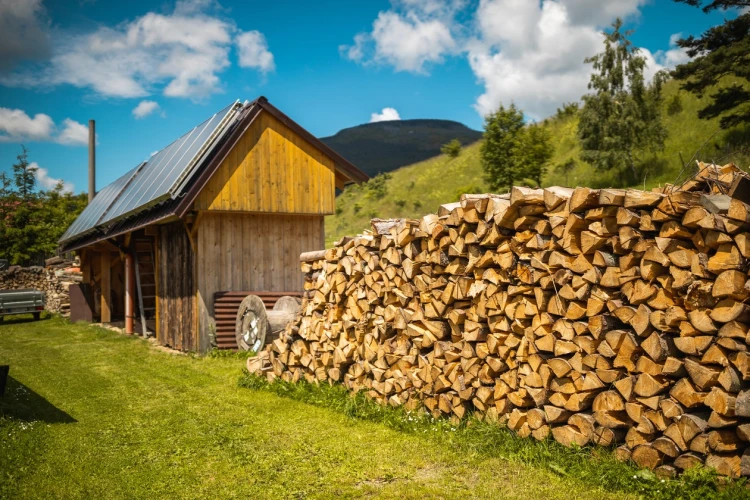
left=100, top=251, right=111, bottom=323
left=125, top=253, right=134, bottom=334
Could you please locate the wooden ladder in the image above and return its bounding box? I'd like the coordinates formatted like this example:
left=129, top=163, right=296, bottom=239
left=134, top=238, right=156, bottom=337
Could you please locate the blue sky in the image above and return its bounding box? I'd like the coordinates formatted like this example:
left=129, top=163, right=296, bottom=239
left=0, top=0, right=734, bottom=194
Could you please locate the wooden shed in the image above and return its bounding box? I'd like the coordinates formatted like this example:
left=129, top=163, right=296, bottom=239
left=59, top=97, right=367, bottom=352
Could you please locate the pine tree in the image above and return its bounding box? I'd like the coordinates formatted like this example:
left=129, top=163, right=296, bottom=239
left=0, top=172, right=11, bottom=197
left=481, top=103, right=525, bottom=191
left=578, top=19, right=668, bottom=186
left=521, top=124, right=554, bottom=187
left=12, top=146, right=37, bottom=200
left=672, top=1, right=749, bottom=128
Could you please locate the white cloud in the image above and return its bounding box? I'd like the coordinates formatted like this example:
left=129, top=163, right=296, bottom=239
left=236, top=30, right=275, bottom=72
left=56, top=119, right=89, bottom=146
left=0, top=107, right=90, bottom=145
left=371, top=11, right=456, bottom=73
left=1, top=1, right=273, bottom=100
left=370, top=107, right=401, bottom=122
left=33, top=163, right=75, bottom=193
left=469, top=0, right=608, bottom=120
left=653, top=32, right=691, bottom=68
left=0, top=107, right=54, bottom=143
left=556, top=0, right=647, bottom=26
left=340, top=33, right=367, bottom=62
left=0, top=0, right=50, bottom=70
left=344, top=0, right=685, bottom=120
left=341, top=1, right=459, bottom=73
left=132, top=100, right=161, bottom=119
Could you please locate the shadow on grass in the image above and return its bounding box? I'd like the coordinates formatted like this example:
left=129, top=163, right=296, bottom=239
left=0, top=314, right=52, bottom=326
left=0, top=376, right=76, bottom=424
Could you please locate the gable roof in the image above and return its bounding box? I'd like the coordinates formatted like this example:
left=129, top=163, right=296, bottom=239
left=59, top=97, right=367, bottom=252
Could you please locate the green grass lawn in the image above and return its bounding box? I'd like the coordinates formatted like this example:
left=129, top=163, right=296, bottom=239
left=0, top=316, right=746, bottom=499
left=0, top=315, right=632, bottom=499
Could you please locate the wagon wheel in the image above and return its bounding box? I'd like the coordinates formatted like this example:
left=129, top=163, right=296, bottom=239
left=235, top=295, right=269, bottom=352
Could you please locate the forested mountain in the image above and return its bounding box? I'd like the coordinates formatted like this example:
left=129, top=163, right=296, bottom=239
left=320, top=119, right=482, bottom=177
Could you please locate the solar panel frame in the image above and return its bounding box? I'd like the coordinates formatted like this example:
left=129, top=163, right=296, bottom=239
left=97, top=101, right=242, bottom=226
left=58, top=166, right=140, bottom=243
left=59, top=100, right=243, bottom=246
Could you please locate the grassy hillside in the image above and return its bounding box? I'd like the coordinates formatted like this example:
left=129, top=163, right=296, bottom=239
left=326, top=78, right=750, bottom=245
left=320, top=119, right=482, bottom=178
left=327, top=141, right=488, bottom=245
left=542, top=77, right=750, bottom=189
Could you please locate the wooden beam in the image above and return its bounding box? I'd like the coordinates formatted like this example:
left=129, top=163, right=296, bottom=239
left=183, top=220, right=196, bottom=253
left=100, top=251, right=111, bottom=323
left=154, top=230, right=160, bottom=342
left=190, top=211, right=205, bottom=240
left=81, top=249, right=91, bottom=284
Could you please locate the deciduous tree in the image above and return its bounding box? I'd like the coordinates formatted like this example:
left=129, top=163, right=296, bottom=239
left=481, top=103, right=525, bottom=191
left=521, top=124, right=554, bottom=187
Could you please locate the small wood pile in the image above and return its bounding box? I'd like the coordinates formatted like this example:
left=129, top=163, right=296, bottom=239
left=250, top=163, right=750, bottom=478
left=0, top=265, right=81, bottom=316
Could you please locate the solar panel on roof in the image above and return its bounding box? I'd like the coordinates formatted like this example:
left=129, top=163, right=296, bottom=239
left=98, top=101, right=241, bottom=226
left=58, top=166, right=139, bottom=243
left=59, top=100, right=243, bottom=245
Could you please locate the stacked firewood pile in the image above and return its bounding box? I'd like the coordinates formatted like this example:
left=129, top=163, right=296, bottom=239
left=0, top=264, right=81, bottom=315
left=250, top=163, right=750, bottom=478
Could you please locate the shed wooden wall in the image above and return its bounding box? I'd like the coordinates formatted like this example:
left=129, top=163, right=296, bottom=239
left=193, top=110, right=336, bottom=215
left=195, top=212, right=323, bottom=352
left=156, top=221, right=197, bottom=351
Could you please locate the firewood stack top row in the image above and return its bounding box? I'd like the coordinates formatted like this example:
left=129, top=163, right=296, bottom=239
left=0, top=263, right=81, bottom=316
left=249, top=163, right=750, bottom=479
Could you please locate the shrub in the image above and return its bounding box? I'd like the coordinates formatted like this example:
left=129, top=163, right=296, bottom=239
left=667, top=94, right=683, bottom=116
left=441, top=139, right=462, bottom=158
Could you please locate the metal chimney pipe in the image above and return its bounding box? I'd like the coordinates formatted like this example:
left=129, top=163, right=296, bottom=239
left=88, top=119, right=96, bottom=202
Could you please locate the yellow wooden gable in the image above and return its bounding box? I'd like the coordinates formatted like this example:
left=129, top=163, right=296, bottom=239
left=194, top=110, right=336, bottom=215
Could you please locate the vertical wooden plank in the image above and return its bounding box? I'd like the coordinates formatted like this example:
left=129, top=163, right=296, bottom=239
left=270, top=121, right=280, bottom=213
left=156, top=228, right=162, bottom=344
left=196, top=215, right=210, bottom=352
left=247, top=122, right=259, bottom=211
left=284, top=130, right=294, bottom=213
left=231, top=214, right=241, bottom=290
left=240, top=214, right=252, bottom=290
left=100, top=250, right=111, bottom=323
left=259, top=214, right=268, bottom=291
left=283, top=216, right=291, bottom=290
